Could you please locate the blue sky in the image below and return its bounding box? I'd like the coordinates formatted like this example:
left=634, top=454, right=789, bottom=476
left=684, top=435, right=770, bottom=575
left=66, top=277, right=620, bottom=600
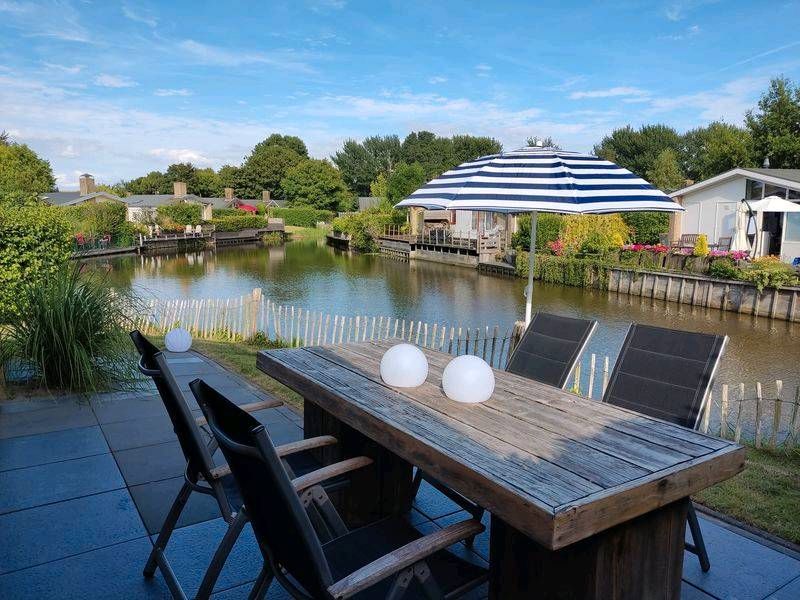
left=1, top=0, right=799, bottom=190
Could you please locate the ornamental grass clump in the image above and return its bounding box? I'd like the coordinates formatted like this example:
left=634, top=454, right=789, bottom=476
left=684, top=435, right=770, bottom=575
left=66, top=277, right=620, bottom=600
left=0, top=266, right=139, bottom=393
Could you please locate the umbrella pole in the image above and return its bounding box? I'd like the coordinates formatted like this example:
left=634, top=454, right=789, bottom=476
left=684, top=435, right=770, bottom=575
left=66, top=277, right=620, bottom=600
left=525, top=211, right=538, bottom=325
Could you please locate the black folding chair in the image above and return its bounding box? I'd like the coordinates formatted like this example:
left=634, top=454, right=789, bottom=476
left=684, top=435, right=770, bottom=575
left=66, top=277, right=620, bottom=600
left=130, top=331, right=340, bottom=599
left=602, top=323, right=728, bottom=572
left=410, top=312, right=598, bottom=533
left=190, top=378, right=488, bottom=600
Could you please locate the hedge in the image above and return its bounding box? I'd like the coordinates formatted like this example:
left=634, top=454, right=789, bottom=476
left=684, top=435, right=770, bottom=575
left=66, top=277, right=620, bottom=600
left=210, top=215, right=268, bottom=232
left=0, top=201, right=73, bottom=321
left=270, top=206, right=335, bottom=227
left=156, top=202, right=203, bottom=227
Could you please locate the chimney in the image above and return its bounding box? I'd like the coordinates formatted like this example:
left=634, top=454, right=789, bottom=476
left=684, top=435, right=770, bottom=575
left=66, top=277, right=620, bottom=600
left=79, top=173, right=96, bottom=196
left=224, top=187, right=234, bottom=200
left=173, top=181, right=187, bottom=197
left=262, top=190, right=271, bottom=202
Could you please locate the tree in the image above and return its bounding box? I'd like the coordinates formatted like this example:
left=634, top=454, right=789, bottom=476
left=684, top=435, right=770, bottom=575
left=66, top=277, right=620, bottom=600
left=126, top=171, right=168, bottom=195
left=746, top=77, right=800, bottom=169
left=646, top=148, right=686, bottom=192
left=218, top=164, right=239, bottom=191
left=593, top=124, right=682, bottom=178
left=280, top=159, right=354, bottom=211
left=0, top=141, right=56, bottom=198
left=400, top=131, right=455, bottom=180
left=163, top=162, right=197, bottom=193
left=681, top=121, right=753, bottom=181
left=370, top=172, right=389, bottom=199
left=193, top=168, right=223, bottom=197
left=387, top=162, right=426, bottom=204
left=331, top=135, right=402, bottom=196
left=253, top=133, right=308, bottom=158
left=525, top=136, right=561, bottom=150
left=451, top=135, right=502, bottom=163
left=0, top=130, right=9, bottom=145
left=236, top=145, right=304, bottom=199
left=96, top=183, right=128, bottom=197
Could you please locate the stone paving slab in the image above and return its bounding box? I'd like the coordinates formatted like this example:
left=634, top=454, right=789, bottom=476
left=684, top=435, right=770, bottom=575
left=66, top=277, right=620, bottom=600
left=130, top=476, right=222, bottom=535
left=0, top=402, right=96, bottom=439
left=0, top=425, right=108, bottom=472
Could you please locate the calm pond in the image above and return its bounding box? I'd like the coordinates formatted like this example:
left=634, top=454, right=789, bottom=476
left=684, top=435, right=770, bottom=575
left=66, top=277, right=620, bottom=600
left=91, top=238, right=800, bottom=395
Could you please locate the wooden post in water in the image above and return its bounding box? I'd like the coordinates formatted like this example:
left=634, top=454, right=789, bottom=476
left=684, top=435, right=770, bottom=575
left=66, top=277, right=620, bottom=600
left=772, top=380, right=783, bottom=448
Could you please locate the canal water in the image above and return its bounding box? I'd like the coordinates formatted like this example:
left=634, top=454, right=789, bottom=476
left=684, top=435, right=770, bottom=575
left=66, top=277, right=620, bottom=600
left=91, top=238, right=800, bottom=395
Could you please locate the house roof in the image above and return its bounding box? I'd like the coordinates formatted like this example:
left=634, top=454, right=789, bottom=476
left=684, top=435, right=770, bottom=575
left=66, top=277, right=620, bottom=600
left=670, top=168, right=800, bottom=198
left=40, top=191, right=122, bottom=206
left=123, top=194, right=208, bottom=208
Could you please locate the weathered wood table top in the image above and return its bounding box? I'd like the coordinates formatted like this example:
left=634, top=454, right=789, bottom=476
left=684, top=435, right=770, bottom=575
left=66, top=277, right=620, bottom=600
left=257, top=339, right=745, bottom=550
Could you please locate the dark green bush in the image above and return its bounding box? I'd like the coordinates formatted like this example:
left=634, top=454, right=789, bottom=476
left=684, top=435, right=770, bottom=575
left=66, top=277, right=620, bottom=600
left=621, top=212, right=669, bottom=244
left=512, top=213, right=563, bottom=250
left=708, top=258, right=740, bottom=280
left=0, top=201, right=72, bottom=322
left=156, top=202, right=203, bottom=226
left=332, top=209, right=405, bottom=252
left=210, top=215, right=267, bottom=232
left=212, top=207, right=240, bottom=219
left=271, top=206, right=335, bottom=227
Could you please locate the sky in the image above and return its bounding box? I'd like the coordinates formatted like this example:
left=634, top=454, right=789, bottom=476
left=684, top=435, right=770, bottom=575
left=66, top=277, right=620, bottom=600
left=1, top=1, right=799, bottom=190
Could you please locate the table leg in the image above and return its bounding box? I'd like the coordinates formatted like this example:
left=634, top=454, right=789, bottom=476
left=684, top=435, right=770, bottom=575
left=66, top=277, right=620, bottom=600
left=303, top=398, right=414, bottom=528
left=489, top=499, right=689, bottom=600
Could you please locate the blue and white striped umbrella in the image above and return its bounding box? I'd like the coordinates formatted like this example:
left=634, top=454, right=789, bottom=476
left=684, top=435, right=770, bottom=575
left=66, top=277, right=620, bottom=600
left=395, top=146, right=683, bottom=323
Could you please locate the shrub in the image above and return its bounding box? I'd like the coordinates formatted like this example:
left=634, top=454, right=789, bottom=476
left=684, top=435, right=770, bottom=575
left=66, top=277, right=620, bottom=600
left=156, top=202, right=203, bottom=227
left=210, top=215, right=267, bottom=232
left=0, top=201, right=72, bottom=322
left=560, top=214, right=629, bottom=255
left=512, top=213, right=563, bottom=250
left=212, top=207, right=240, bottom=219
left=693, top=234, right=710, bottom=257
left=280, top=159, right=354, bottom=211
left=621, top=212, right=670, bottom=244
left=62, top=201, right=136, bottom=245
left=515, top=252, right=609, bottom=289
left=738, top=256, right=799, bottom=293
left=271, top=206, right=336, bottom=227
left=332, top=209, right=405, bottom=252
left=0, top=266, right=138, bottom=392
left=708, top=258, right=740, bottom=280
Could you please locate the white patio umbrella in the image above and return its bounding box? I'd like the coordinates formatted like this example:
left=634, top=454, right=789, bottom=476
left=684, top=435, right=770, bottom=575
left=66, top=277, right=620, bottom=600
left=396, top=146, right=684, bottom=324
left=735, top=196, right=800, bottom=256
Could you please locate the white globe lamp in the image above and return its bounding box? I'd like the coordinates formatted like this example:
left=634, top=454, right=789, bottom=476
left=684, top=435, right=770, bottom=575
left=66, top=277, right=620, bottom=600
left=164, top=327, right=192, bottom=353
left=380, top=343, right=428, bottom=388
left=442, top=355, right=495, bottom=404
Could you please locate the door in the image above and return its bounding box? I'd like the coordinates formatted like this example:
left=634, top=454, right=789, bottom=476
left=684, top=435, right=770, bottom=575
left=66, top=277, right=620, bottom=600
left=714, top=202, right=737, bottom=242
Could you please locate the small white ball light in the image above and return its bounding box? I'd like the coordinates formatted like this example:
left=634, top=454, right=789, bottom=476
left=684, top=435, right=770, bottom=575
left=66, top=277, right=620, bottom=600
left=164, top=327, right=192, bottom=353
left=380, top=343, right=428, bottom=388
left=442, top=355, right=495, bottom=404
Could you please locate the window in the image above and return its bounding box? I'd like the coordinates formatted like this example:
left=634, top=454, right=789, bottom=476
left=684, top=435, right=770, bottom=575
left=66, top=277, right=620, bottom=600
left=746, top=179, right=764, bottom=200
left=785, top=212, right=800, bottom=242
left=789, top=188, right=800, bottom=200
left=764, top=184, right=788, bottom=199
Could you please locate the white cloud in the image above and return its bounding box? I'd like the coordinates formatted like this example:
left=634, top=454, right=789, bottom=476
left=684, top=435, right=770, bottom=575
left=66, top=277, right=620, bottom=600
left=428, top=76, right=448, bottom=84
left=94, top=74, right=138, bottom=88
left=42, top=62, right=84, bottom=74
left=569, top=86, right=650, bottom=100
left=475, top=63, right=492, bottom=77
left=60, top=144, right=78, bottom=157
left=178, top=40, right=314, bottom=72
left=646, top=75, right=767, bottom=122
left=154, top=88, right=192, bottom=97
left=0, top=0, right=91, bottom=42
left=663, top=0, right=720, bottom=22
left=122, top=3, right=158, bottom=28
left=660, top=24, right=701, bottom=40
left=308, top=0, right=347, bottom=11
left=149, top=148, right=213, bottom=165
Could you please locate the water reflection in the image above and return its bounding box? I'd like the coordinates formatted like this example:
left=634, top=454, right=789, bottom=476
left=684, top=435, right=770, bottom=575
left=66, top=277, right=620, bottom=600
left=84, top=239, right=800, bottom=391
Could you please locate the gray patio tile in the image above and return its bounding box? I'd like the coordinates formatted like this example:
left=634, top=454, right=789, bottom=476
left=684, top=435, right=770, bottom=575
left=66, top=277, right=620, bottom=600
left=264, top=419, right=303, bottom=445
left=411, top=478, right=465, bottom=520
left=683, top=517, right=800, bottom=599
left=0, top=401, right=96, bottom=440
left=100, top=413, right=182, bottom=451
left=0, top=425, right=108, bottom=472
left=0, top=453, right=124, bottom=514
left=130, top=476, right=222, bottom=534
left=211, top=580, right=293, bottom=599
left=766, top=575, right=800, bottom=599
left=0, top=537, right=169, bottom=599
left=114, top=440, right=187, bottom=486
left=0, top=489, right=146, bottom=574
left=90, top=392, right=167, bottom=424
left=152, top=517, right=262, bottom=597
left=681, top=582, right=717, bottom=599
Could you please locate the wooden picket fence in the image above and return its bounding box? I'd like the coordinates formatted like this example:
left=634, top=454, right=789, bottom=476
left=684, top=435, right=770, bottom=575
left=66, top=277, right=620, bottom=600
left=131, top=288, right=800, bottom=449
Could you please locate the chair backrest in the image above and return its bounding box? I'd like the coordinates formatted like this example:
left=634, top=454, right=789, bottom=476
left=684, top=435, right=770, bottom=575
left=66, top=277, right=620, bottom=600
left=506, top=312, right=598, bottom=389
left=680, top=233, right=699, bottom=246
left=129, top=330, right=216, bottom=481
left=602, top=324, right=727, bottom=430
left=717, top=236, right=732, bottom=251
left=190, top=379, right=334, bottom=599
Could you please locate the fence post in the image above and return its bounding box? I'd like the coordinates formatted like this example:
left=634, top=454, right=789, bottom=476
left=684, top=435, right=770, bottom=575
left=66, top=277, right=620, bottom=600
left=771, top=380, right=783, bottom=448
left=755, top=382, right=763, bottom=448
left=734, top=383, right=745, bottom=443
left=587, top=354, right=596, bottom=399
left=701, top=391, right=712, bottom=433
left=720, top=384, right=729, bottom=439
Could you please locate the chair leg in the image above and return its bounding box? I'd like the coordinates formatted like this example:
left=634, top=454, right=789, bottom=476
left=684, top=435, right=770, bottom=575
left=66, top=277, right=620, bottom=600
left=195, top=509, right=250, bottom=599
left=385, top=568, right=414, bottom=600
left=411, top=468, right=424, bottom=499
left=144, top=480, right=193, bottom=577
left=686, top=504, right=711, bottom=572
left=414, top=562, right=444, bottom=599
left=247, top=564, right=275, bottom=600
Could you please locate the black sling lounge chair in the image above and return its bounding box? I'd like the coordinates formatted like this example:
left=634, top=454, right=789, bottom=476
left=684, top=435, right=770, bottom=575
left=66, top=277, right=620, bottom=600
left=130, top=331, right=340, bottom=599
left=189, top=378, right=488, bottom=600
left=410, top=312, right=598, bottom=533
left=602, top=323, right=728, bottom=573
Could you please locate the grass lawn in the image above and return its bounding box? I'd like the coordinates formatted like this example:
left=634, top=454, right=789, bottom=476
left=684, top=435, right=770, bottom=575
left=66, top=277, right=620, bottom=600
left=285, top=225, right=328, bottom=241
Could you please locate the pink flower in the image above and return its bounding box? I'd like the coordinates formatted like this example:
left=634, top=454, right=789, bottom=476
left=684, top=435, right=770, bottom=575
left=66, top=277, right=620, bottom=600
left=547, top=239, right=565, bottom=256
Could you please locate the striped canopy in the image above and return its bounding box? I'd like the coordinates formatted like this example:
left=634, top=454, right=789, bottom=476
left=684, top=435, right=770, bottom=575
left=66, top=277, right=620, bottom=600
left=396, top=146, right=684, bottom=214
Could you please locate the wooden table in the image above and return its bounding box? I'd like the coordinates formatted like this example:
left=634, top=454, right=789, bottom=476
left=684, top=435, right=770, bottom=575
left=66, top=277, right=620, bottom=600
left=258, top=340, right=745, bottom=599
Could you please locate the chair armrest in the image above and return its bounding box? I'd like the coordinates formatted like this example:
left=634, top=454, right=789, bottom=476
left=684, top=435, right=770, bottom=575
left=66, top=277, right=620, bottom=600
left=207, top=464, right=231, bottom=479
left=195, top=398, right=282, bottom=427
left=327, top=519, right=484, bottom=599
left=275, top=436, right=337, bottom=458
left=291, top=457, right=373, bottom=492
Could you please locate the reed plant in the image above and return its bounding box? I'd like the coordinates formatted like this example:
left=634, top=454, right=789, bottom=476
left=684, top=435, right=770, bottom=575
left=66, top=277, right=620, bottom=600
left=0, top=265, right=139, bottom=393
